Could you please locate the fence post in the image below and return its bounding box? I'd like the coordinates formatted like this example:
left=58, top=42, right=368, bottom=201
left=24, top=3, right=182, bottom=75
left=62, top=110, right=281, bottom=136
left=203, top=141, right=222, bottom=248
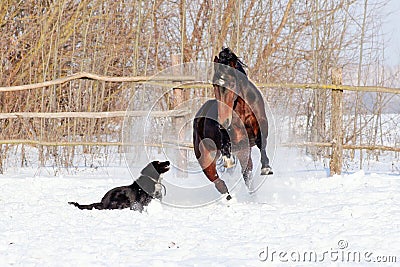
left=0, top=146, right=3, bottom=174
left=329, top=67, right=343, bottom=176
left=171, top=54, right=188, bottom=176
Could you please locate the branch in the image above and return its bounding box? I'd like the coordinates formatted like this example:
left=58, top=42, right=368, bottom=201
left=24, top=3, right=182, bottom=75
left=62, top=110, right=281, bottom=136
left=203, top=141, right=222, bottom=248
left=254, top=0, right=295, bottom=70
left=0, top=72, right=195, bottom=92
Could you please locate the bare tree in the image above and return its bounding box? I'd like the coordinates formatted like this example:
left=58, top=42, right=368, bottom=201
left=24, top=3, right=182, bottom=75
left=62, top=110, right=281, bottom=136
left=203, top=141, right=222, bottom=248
left=0, top=0, right=396, bottom=172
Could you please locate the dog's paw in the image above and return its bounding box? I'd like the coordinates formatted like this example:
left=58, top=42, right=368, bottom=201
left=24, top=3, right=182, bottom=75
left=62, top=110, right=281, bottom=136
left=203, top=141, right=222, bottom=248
left=130, top=202, right=144, bottom=213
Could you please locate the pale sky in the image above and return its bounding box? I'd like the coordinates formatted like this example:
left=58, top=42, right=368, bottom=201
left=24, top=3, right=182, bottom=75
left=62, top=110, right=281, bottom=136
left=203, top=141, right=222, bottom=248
left=383, top=0, right=400, bottom=66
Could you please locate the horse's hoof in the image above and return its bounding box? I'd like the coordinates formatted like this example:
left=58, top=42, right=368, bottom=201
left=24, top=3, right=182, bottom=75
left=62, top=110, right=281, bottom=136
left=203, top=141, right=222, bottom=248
left=245, top=178, right=254, bottom=191
left=243, top=171, right=254, bottom=190
left=222, top=155, right=236, bottom=169
left=261, top=167, right=273, bottom=175
left=214, top=178, right=229, bottom=194
left=220, top=193, right=233, bottom=205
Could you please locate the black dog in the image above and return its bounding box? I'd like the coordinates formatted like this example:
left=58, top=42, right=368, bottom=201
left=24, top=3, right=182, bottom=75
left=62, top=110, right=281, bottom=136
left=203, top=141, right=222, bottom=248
left=69, top=161, right=170, bottom=212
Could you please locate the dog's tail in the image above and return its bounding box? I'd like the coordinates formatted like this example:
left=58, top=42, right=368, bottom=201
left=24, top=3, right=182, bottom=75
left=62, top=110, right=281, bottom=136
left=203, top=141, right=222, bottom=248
left=68, top=201, right=104, bottom=210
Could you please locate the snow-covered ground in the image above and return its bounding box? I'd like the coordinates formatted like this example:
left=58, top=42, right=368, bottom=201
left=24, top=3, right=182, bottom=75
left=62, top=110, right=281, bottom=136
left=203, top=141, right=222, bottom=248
left=1, top=147, right=399, bottom=266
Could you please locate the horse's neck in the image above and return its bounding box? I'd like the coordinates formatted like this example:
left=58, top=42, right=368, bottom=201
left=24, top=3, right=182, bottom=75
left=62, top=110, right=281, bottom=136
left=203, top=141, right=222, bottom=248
left=237, top=77, right=254, bottom=95
left=236, top=63, right=247, bottom=76
left=237, top=78, right=263, bottom=105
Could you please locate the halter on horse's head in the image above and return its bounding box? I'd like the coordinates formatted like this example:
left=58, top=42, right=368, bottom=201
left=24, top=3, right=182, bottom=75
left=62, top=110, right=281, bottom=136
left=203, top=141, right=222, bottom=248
left=213, top=47, right=247, bottom=128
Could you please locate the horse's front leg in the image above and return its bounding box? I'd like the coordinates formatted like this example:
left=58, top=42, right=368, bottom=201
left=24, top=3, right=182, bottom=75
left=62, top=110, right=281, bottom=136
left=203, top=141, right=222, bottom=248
left=236, top=147, right=253, bottom=190
left=205, top=161, right=232, bottom=200
left=220, top=126, right=235, bottom=169
left=195, top=138, right=231, bottom=199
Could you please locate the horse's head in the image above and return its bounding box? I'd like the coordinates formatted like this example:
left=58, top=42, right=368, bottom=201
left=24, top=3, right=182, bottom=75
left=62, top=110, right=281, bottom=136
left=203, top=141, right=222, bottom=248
left=217, top=47, right=237, bottom=68
left=213, top=55, right=239, bottom=128
left=212, top=48, right=247, bottom=128
left=218, top=47, right=247, bottom=75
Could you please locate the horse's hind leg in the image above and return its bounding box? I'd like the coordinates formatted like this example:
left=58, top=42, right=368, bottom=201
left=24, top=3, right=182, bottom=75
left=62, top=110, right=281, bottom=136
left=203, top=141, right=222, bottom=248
left=236, top=147, right=253, bottom=190
left=258, top=143, right=273, bottom=175
left=256, top=118, right=273, bottom=175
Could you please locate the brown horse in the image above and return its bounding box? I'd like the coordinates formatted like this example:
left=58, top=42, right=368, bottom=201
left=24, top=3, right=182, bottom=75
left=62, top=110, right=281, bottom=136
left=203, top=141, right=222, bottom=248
left=193, top=47, right=273, bottom=199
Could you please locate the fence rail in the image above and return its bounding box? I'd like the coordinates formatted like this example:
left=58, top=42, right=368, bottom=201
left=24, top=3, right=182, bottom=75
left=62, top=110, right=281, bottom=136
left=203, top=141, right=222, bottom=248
left=0, top=139, right=194, bottom=149
left=1, top=71, right=399, bottom=94
left=2, top=139, right=399, bottom=152
left=280, top=142, right=400, bottom=153
left=0, top=72, right=196, bottom=92
left=0, top=110, right=190, bottom=119
left=1, top=72, right=399, bottom=174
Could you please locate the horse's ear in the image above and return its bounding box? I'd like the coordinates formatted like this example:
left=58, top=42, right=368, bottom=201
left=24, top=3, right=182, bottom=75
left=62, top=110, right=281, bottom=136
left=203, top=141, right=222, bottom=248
left=214, top=56, right=219, bottom=63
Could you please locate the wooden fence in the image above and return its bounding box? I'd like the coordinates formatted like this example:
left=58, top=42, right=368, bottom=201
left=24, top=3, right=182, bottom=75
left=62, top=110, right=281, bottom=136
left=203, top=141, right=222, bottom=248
left=1, top=71, right=400, bottom=174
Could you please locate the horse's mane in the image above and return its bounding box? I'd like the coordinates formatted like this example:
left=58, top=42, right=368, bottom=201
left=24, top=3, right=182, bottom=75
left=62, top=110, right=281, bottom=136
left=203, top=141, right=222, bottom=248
left=219, top=47, right=247, bottom=76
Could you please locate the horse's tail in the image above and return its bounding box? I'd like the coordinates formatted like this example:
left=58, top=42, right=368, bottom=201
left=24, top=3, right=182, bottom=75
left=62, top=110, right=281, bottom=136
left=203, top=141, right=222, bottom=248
left=68, top=201, right=104, bottom=210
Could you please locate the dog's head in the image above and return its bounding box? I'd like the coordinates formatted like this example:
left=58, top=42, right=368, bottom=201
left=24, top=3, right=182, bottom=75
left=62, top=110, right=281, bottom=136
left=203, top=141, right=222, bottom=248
left=138, top=161, right=170, bottom=199
left=141, top=161, right=170, bottom=178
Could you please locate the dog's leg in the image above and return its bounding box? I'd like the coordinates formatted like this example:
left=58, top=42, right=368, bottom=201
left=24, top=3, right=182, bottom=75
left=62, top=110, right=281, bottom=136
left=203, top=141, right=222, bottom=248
left=68, top=202, right=104, bottom=210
